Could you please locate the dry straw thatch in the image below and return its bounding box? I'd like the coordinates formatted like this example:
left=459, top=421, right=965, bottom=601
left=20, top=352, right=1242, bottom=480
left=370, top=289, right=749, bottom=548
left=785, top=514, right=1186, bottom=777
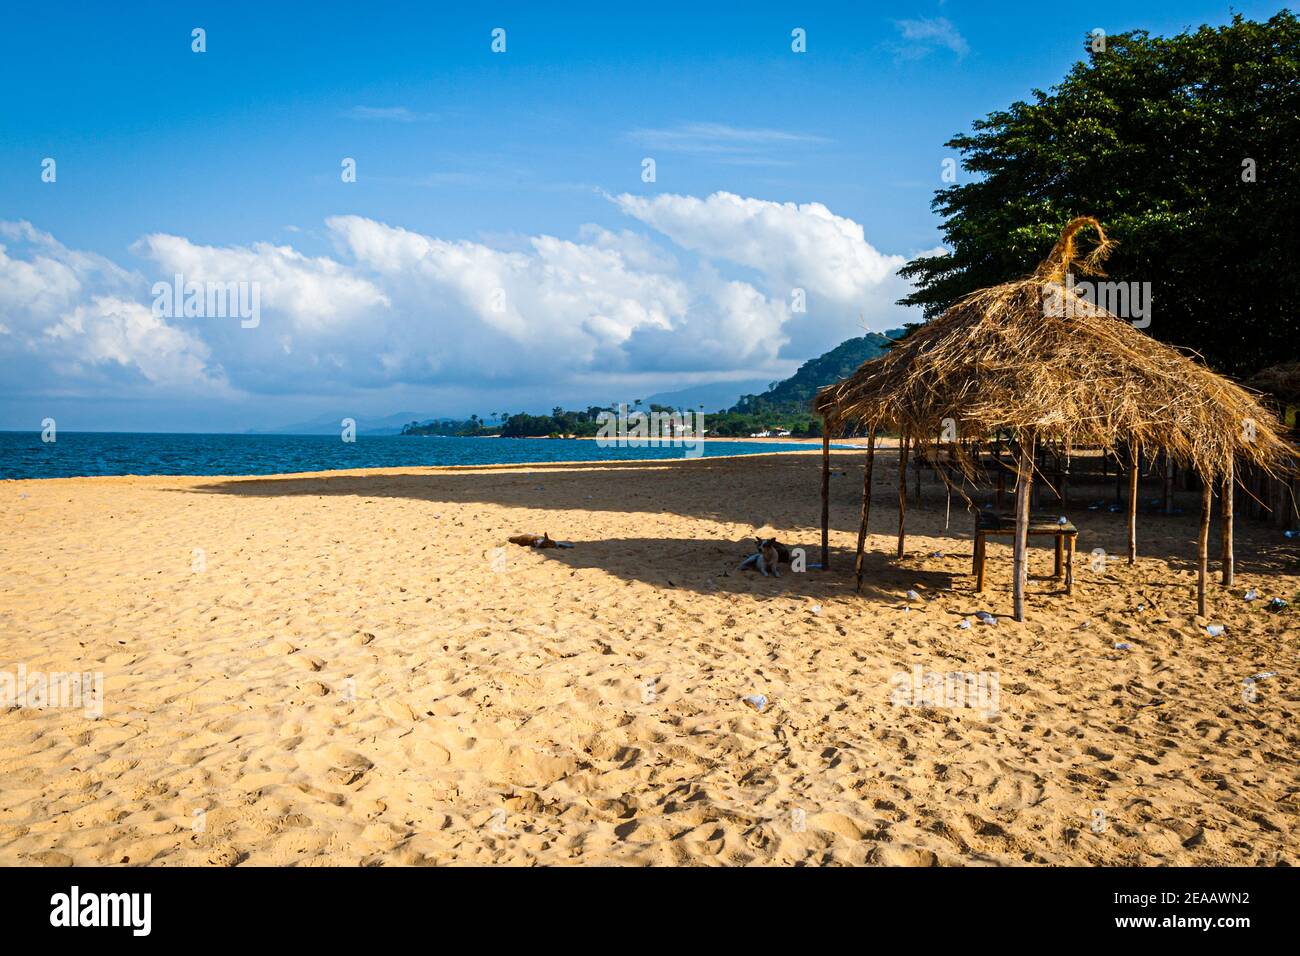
left=816, top=217, right=1295, bottom=480
left=1247, top=361, right=1300, bottom=412
left=815, top=217, right=1296, bottom=621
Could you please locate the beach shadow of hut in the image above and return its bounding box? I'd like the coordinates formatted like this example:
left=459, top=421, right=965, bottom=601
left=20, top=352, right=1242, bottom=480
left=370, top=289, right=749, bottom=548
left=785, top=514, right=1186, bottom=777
left=527, top=536, right=955, bottom=600
left=813, top=217, right=1296, bottom=621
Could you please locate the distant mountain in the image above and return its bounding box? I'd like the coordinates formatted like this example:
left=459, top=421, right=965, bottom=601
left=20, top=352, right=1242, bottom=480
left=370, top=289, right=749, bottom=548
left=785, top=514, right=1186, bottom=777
left=259, top=330, right=904, bottom=435
left=641, top=379, right=772, bottom=414
left=731, top=329, right=904, bottom=415
left=249, top=412, right=432, bottom=436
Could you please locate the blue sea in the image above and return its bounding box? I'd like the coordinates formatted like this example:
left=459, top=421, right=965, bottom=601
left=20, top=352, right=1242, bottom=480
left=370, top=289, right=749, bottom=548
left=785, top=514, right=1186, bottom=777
left=0, top=432, right=823, bottom=480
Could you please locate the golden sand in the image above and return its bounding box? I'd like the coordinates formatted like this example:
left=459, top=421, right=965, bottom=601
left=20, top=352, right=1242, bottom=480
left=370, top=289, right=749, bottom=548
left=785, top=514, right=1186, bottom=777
left=1, top=450, right=1296, bottom=865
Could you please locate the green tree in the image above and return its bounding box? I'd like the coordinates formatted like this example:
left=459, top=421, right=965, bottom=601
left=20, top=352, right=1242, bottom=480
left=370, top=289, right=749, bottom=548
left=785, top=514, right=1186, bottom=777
left=898, top=12, right=1300, bottom=378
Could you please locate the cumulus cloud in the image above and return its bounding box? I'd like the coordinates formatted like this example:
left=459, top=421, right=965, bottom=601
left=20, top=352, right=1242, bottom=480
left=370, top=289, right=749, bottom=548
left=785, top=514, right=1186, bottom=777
left=613, top=191, right=906, bottom=299
left=0, top=222, right=226, bottom=397
left=2, top=192, right=924, bottom=408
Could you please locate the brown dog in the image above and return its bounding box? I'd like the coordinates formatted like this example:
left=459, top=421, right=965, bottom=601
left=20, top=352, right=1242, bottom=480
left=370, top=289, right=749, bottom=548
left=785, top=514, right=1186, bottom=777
left=508, top=532, right=574, bottom=549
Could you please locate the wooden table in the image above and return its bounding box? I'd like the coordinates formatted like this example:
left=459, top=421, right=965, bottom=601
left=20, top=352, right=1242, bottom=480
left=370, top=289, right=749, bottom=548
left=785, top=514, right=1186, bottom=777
left=973, top=512, right=1077, bottom=594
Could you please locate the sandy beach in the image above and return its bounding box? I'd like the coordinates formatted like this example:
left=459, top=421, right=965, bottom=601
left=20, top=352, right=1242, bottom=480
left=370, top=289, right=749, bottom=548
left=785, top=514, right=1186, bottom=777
left=1, top=449, right=1297, bottom=866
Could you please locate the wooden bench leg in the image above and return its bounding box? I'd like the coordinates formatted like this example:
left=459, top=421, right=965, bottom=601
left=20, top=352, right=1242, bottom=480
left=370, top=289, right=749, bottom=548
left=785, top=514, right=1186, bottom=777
left=1065, top=534, right=1075, bottom=594
left=1054, top=534, right=1064, bottom=578
left=975, top=535, right=987, bottom=592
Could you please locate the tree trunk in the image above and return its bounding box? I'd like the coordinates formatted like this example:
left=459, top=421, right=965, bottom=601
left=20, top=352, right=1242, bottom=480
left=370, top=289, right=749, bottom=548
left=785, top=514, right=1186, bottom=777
left=820, top=433, right=831, bottom=570
left=854, top=431, right=876, bottom=593
left=1013, top=435, right=1035, bottom=623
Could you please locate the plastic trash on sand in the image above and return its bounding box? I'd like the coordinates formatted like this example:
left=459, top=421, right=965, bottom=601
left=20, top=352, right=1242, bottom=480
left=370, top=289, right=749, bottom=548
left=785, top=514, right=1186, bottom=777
left=1206, top=624, right=1226, bottom=637
left=742, top=694, right=768, bottom=713
left=975, top=611, right=997, bottom=626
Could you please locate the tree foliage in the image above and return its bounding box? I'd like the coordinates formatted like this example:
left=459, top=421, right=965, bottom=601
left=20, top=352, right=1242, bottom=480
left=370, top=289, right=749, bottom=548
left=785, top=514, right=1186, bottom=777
left=899, top=12, right=1300, bottom=378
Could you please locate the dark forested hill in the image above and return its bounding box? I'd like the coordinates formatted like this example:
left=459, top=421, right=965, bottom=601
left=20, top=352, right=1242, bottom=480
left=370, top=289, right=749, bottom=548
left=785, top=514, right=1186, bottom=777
left=731, top=330, right=902, bottom=415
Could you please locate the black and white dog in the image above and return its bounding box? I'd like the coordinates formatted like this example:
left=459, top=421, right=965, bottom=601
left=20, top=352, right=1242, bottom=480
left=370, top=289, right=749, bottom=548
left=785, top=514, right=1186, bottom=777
left=737, top=537, right=792, bottom=577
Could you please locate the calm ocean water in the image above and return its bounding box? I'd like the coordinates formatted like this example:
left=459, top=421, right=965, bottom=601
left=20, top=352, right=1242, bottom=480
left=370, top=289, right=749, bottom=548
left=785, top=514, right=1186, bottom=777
left=0, top=432, right=822, bottom=480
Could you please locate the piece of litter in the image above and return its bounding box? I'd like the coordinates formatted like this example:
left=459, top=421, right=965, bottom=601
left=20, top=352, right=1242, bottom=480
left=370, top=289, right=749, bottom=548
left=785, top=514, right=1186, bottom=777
left=1206, top=624, right=1225, bottom=637
left=958, top=619, right=972, bottom=629
left=1058, top=516, right=1069, bottom=525
left=975, top=611, right=997, bottom=625
left=809, top=604, right=822, bottom=616
left=906, top=589, right=922, bottom=602
left=1114, top=642, right=1132, bottom=650
left=1285, top=530, right=1297, bottom=539
left=929, top=551, right=943, bottom=558
left=1249, top=671, right=1277, bottom=681
left=1268, top=598, right=1289, bottom=611
left=742, top=694, right=767, bottom=713
left=1244, top=589, right=1260, bottom=602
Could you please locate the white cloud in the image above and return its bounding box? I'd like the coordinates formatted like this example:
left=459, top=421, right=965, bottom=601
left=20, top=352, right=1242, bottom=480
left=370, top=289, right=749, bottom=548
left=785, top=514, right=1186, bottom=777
left=613, top=191, right=906, bottom=299
left=343, top=105, right=436, bottom=123
left=2, top=192, right=924, bottom=407
left=133, top=233, right=389, bottom=331
left=627, top=122, right=830, bottom=166
left=0, top=222, right=225, bottom=396
left=893, top=17, right=970, bottom=59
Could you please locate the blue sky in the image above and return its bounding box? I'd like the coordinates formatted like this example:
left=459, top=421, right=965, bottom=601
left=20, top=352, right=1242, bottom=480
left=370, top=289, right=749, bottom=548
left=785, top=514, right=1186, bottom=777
left=1, top=1, right=1290, bottom=431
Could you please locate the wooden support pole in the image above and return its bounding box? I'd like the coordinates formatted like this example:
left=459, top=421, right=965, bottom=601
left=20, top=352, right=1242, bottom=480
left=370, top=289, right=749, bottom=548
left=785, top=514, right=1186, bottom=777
left=1012, top=435, right=1035, bottom=623
left=914, top=440, right=922, bottom=506
left=1060, top=442, right=1070, bottom=506
left=820, top=432, right=831, bottom=571
left=1221, top=462, right=1234, bottom=586
left=1127, top=446, right=1139, bottom=565
left=1198, top=477, right=1212, bottom=617
left=1162, top=452, right=1174, bottom=515
left=896, top=433, right=909, bottom=559
left=996, top=448, right=1006, bottom=511
left=1115, top=446, right=1125, bottom=506
left=854, top=431, right=876, bottom=594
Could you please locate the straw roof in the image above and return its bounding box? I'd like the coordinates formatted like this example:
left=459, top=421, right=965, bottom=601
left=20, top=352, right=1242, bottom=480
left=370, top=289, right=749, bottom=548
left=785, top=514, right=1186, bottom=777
left=1247, top=361, right=1300, bottom=407
left=816, top=218, right=1295, bottom=480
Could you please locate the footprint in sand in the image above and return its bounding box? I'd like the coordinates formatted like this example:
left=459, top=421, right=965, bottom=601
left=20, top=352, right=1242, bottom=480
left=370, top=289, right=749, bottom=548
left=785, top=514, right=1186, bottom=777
left=206, top=845, right=248, bottom=867
left=322, top=747, right=374, bottom=786
left=289, top=654, right=326, bottom=672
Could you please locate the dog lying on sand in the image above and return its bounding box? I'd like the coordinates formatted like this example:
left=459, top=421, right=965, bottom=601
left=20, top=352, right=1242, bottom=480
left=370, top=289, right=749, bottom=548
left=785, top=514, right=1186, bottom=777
left=737, top=537, right=792, bottom=577
left=508, top=532, right=574, bottom=549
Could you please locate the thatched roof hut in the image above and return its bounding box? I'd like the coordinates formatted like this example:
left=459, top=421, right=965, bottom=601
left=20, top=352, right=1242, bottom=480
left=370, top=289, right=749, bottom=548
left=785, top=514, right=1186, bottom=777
left=814, top=217, right=1295, bottom=620
left=1247, top=361, right=1300, bottom=432
left=1247, top=361, right=1300, bottom=406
